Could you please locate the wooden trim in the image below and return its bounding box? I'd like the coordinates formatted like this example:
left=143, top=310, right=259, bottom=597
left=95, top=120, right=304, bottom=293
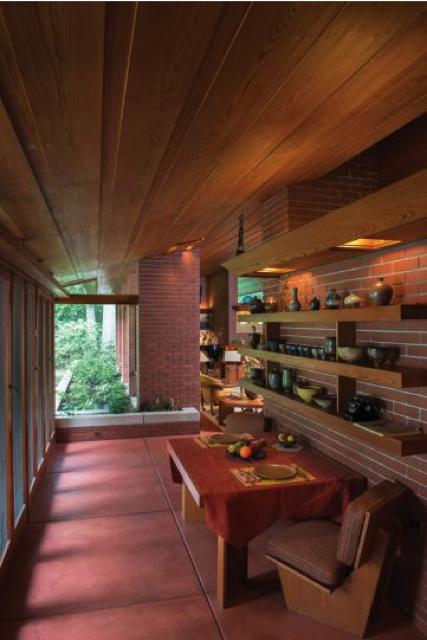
left=181, top=484, right=205, bottom=523
left=223, top=170, right=427, bottom=275
left=0, top=222, right=67, bottom=296
left=238, top=304, right=427, bottom=324
left=239, top=346, right=427, bottom=389
left=239, top=379, right=427, bottom=457
left=166, top=441, right=204, bottom=507
left=55, top=294, right=139, bottom=305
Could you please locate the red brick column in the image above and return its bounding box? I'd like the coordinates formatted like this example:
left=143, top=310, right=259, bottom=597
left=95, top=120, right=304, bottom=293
left=139, top=248, right=200, bottom=408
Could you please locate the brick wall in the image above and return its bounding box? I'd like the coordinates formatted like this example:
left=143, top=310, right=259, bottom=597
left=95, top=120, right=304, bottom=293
left=206, top=269, right=238, bottom=344
left=139, top=249, right=200, bottom=409
left=240, top=240, right=427, bottom=634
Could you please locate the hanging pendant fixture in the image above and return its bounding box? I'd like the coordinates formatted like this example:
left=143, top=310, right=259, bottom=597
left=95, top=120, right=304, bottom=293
left=235, top=213, right=245, bottom=255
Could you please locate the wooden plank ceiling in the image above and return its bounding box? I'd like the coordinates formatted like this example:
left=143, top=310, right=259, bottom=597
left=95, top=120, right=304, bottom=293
left=0, top=2, right=425, bottom=292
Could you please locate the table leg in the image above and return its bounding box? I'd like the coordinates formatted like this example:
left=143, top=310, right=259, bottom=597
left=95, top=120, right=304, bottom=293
left=217, top=536, right=248, bottom=608
left=181, top=484, right=205, bottom=523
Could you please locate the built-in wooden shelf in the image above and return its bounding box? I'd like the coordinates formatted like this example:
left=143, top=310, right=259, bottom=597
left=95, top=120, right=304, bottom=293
left=223, top=169, right=427, bottom=276
left=240, top=379, right=427, bottom=457
left=238, top=304, right=427, bottom=325
left=239, top=346, right=427, bottom=389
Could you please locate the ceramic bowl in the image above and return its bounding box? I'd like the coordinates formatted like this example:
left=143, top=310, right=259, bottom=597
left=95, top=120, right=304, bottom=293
left=367, top=346, right=389, bottom=368
left=314, top=395, right=336, bottom=410
left=337, top=346, right=365, bottom=364
left=296, top=385, right=322, bottom=403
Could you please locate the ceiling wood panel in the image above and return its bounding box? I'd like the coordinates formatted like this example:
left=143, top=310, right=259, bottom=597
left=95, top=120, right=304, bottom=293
left=160, top=3, right=427, bottom=248
left=0, top=2, right=425, bottom=291
left=0, top=2, right=105, bottom=276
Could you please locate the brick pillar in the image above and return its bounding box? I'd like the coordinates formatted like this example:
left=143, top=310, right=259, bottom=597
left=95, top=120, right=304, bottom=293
left=139, top=248, right=200, bottom=408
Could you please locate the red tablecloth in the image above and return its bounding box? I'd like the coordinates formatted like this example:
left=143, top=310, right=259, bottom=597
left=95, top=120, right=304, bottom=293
left=168, top=436, right=366, bottom=548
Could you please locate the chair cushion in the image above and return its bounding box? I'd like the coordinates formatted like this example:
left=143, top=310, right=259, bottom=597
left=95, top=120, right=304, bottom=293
left=268, top=520, right=349, bottom=588
left=336, top=480, right=400, bottom=566
left=224, top=412, right=265, bottom=434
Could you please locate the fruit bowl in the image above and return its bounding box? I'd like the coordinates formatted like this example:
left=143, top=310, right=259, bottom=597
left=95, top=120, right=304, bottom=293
left=226, top=438, right=267, bottom=462
left=276, top=432, right=299, bottom=448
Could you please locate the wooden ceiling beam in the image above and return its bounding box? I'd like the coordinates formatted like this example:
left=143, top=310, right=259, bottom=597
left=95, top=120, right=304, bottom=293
left=55, top=294, right=138, bottom=305
left=0, top=221, right=67, bottom=295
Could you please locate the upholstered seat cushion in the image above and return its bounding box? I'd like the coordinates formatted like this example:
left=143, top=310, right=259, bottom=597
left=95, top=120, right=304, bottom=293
left=267, top=520, right=349, bottom=588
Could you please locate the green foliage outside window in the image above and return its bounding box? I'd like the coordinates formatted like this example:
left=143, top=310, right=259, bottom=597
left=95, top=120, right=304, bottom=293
left=55, top=301, right=131, bottom=414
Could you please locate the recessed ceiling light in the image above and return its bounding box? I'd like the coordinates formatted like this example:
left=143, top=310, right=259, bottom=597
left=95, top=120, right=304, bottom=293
left=256, top=267, right=295, bottom=274
left=164, top=238, right=204, bottom=254
left=336, top=238, right=402, bottom=251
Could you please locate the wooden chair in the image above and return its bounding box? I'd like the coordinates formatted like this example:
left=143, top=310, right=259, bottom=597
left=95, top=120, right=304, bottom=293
left=266, top=480, right=407, bottom=637
left=200, top=373, right=232, bottom=414
left=223, top=411, right=266, bottom=434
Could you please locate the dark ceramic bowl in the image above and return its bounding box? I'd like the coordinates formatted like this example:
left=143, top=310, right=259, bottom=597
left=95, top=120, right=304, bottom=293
left=367, top=346, right=389, bottom=368
left=303, top=346, right=312, bottom=358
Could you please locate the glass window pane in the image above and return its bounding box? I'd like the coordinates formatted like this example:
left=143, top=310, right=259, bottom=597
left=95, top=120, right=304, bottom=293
left=26, top=285, right=36, bottom=485
left=0, top=276, right=9, bottom=557
left=36, top=297, right=44, bottom=466
left=12, top=278, right=25, bottom=524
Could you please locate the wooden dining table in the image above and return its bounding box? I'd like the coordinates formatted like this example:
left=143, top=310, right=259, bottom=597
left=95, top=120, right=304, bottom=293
left=167, top=434, right=366, bottom=608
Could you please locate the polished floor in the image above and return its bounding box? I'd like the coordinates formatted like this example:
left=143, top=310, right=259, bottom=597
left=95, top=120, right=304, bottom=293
left=0, top=437, right=423, bottom=640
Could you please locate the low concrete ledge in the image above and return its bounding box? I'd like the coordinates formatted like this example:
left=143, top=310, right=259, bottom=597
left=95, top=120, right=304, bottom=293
left=55, top=407, right=198, bottom=428
left=55, top=408, right=200, bottom=442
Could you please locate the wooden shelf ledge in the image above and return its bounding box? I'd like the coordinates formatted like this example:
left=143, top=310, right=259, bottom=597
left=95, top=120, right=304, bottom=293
left=240, top=379, right=427, bottom=457
left=237, top=304, right=427, bottom=325
left=239, top=347, right=427, bottom=389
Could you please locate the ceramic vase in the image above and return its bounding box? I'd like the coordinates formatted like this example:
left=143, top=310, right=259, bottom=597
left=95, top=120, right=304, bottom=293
left=268, top=368, right=282, bottom=390
left=343, top=292, right=362, bottom=308
left=282, top=368, right=293, bottom=392
left=368, top=278, right=393, bottom=306
left=309, top=296, right=320, bottom=311
left=324, top=336, right=337, bottom=360
left=288, top=287, right=301, bottom=312
left=250, top=332, right=261, bottom=349
left=325, top=289, right=341, bottom=309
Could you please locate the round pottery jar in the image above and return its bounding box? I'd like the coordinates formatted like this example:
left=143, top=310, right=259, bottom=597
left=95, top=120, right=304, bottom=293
left=268, top=368, right=282, bottom=390
left=309, top=296, right=320, bottom=311
left=325, top=289, right=341, bottom=309
left=343, top=292, right=362, bottom=308
left=369, top=278, right=394, bottom=306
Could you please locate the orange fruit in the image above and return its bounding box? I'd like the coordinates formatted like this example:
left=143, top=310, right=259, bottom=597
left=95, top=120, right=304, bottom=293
left=239, top=445, right=253, bottom=459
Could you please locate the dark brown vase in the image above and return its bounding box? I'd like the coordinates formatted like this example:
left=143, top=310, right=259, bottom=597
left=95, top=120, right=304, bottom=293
left=368, top=278, right=393, bottom=306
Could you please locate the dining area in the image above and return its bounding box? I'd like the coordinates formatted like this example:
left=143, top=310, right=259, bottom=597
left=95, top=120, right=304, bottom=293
left=167, top=426, right=410, bottom=638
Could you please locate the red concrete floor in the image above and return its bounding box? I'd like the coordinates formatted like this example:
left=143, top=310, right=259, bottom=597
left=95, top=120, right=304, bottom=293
left=0, top=437, right=424, bottom=640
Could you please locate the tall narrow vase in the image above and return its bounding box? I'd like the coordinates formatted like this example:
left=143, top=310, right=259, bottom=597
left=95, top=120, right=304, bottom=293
left=288, top=287, right=301, bottom=312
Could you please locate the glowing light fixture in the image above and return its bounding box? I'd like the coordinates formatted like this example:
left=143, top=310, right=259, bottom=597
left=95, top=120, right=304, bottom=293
left=256, top=267, right=295, bottom=274
left=164, top=238, right=204, bottom=254
left=336, top=238, right=402, bottom=251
